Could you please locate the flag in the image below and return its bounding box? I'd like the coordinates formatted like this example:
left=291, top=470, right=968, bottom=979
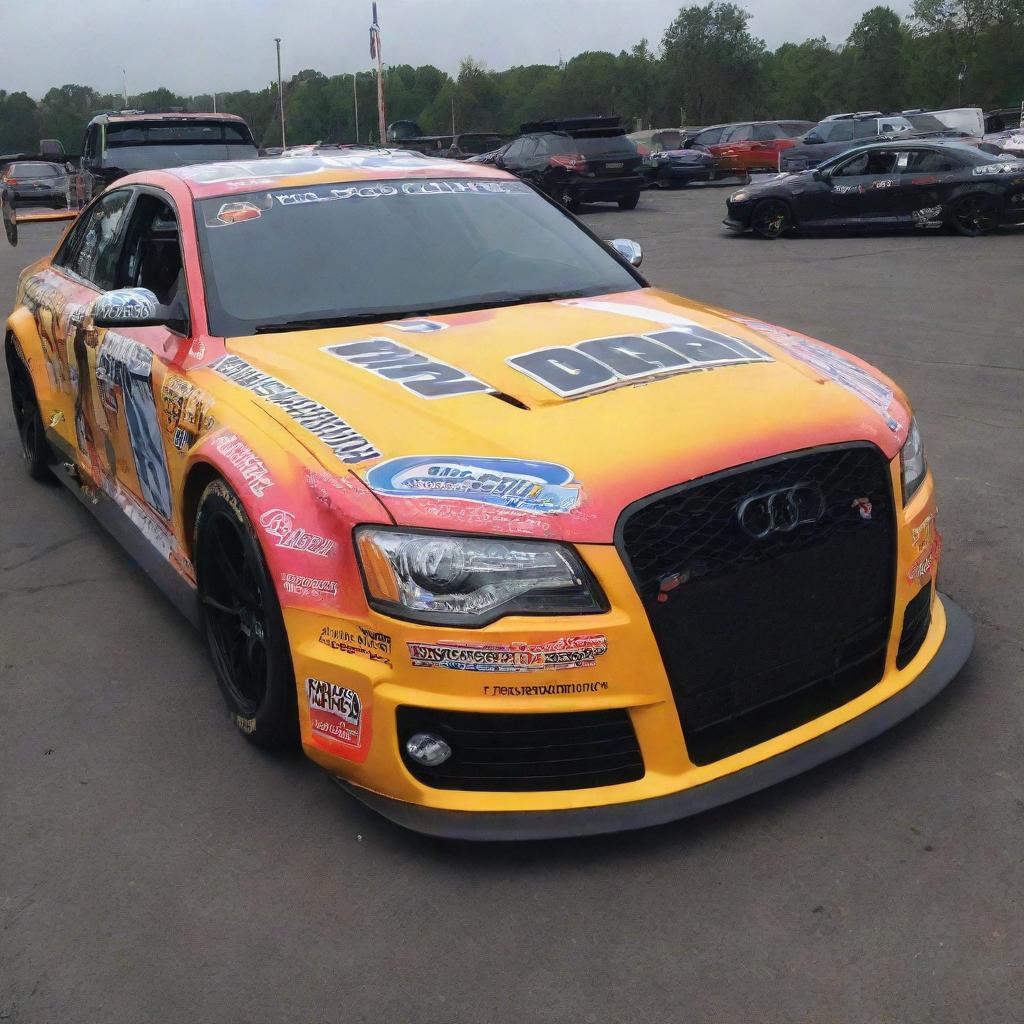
left=370, top=3, right=381, bottom=59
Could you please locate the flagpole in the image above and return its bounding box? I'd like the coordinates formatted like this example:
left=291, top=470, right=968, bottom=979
left=353, top=73, right=360, bottom=143
left=371, top=3, right=387, bottom=145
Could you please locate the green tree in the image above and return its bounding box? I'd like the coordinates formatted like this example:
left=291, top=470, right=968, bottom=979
left=847, top=7, right=907, bottom=111
left=660, top=2, right=768, bottom=124
left=765, top=38, right=844, bottom=120
left=38, top=85, right=100, bottom=153
left=0, top=92, right=41, bottom=152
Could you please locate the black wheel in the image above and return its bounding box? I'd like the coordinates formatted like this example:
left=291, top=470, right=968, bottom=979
left=617, top=191, right=640, bottom=210
left=195, top=479, right=298, bottom=747
left=7, top=351, right=52, bottom=481
left=555, top=186, right=581, bottom=213
left=751, top=198, right=793, bottom=239
left=949, top=193, right=1000, bottom=236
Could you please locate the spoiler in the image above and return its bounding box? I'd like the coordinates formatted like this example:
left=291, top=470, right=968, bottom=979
left=2, top=187, right=80, bottom=247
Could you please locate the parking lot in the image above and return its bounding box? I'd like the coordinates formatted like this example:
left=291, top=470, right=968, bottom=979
left=1, top=184, right=1021, bottom=1023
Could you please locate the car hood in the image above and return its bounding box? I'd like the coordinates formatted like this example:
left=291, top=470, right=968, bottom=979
left=217, top=288, right=910, bottom=542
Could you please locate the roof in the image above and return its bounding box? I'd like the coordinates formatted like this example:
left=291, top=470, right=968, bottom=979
left=146, top=149, right=517, bottom=199
left=88, top=111, right=248, bottom=126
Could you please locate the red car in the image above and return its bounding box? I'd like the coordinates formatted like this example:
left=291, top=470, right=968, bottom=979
left=687, top=121, right=815, bottom=174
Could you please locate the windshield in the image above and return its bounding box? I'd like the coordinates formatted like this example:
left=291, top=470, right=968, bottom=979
left=196, top=178, right=641, bottom=337
left=104, top=121, right=257, bottom=171
left=11, top=162, right=64, bottom=179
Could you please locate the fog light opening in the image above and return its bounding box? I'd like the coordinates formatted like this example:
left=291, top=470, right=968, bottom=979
left=406, top=732, right=452, bottom=767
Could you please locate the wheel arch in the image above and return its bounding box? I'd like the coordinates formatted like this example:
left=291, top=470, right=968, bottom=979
left=181, top=458, right=226, bottom=559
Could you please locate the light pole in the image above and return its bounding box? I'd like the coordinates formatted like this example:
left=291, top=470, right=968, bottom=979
left=353, top=73, right=360, bottom=144
left=275, top=37, right=286, bottom=149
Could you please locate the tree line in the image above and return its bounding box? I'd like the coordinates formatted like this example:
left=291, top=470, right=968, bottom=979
left=2, top=1, right=1022, bottom=156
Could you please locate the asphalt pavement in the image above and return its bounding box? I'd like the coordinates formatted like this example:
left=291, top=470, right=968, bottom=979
left=1, top=188, right=1021, bottom=1023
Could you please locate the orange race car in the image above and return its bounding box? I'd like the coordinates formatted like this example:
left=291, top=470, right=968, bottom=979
left=2, top=152, right=972, bottom=839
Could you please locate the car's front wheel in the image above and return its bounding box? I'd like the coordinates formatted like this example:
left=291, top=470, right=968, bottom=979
left=750, top=198, right=793, bottom=239
left=617, top=191, right=641, bottom=210
left=6, top=347, right=52, bottom=481
left=948, top=193, right=1000, bottom=236
left=195, top=478, right=298, bottom=747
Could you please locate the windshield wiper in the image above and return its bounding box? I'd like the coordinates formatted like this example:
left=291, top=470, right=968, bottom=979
left=251, top=289, right=604, bottom=334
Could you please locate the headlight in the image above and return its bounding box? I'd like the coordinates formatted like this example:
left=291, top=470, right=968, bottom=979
left=354, top=527, right=606, bottom=626
left=731, top=191, right=750, bottom=203
left=900, top=416, right=928, bottom=503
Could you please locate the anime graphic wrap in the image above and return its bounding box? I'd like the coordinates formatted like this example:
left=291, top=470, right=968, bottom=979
left=95, top=333, right=172, bottom=518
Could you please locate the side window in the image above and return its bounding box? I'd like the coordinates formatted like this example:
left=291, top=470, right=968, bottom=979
left=503, top=138, right=527, bottom=163
left=723, top=124, right=753, bottom=143
left=906, top=149, right=961, bottom=173
left=854, top=120, right=879, bottom=139
left=832, top=152, right=871, bottom=177
left=520, top=138, right=539, bottom=160
left=117, top=192, right=187, bottom=316
left=54, top=189, right=133, bottom=289
left=752, top=124, right=778, bottom=142
left=695, top=127, right=724, bottom=146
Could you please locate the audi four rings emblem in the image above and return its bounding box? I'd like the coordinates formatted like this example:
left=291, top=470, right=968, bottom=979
left=737, top=484, right=826, bottom=539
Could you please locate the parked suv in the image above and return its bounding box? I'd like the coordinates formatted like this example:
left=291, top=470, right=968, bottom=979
left=77, top=111, right=259, bottom=201
left=493, top=117, right=644, bottom=211
left=684, top=120, right=814, bottom=173
left=779, top=115, right=914, bottom=171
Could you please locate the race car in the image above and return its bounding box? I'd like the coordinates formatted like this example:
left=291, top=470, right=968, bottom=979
left=3, top=151, right=972, bottom=839
left=725, top=140, right=1024, bottom=238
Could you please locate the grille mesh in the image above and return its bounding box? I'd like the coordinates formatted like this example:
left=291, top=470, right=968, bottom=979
left=618, top=444, right=896, bottom=765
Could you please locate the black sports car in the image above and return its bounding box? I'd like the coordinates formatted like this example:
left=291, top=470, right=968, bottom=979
left=724, top=140, right=1024, bottom=239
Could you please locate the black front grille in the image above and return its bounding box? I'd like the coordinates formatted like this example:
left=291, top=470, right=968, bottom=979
left=618, top=444, right=896, bottom=766
left=396, top=707, right=644, bottom=792
left=897, top=582, right=933, bottom=669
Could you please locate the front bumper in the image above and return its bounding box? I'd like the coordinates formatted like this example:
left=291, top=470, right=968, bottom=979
left=335, top=594, right=973, bottom=840
left=723, top=213, right=751, bottom=231
left=565, top=175, right=644, bottom=200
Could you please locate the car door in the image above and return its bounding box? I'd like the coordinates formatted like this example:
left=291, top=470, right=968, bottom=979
left=43, top=187, right=135, bottom=470
left=88, top=188, right=195, bottom=524
left=715, top=124, right=753, bottom=171
left=897, top=147, right=966, bottom=226
left=820, top=149, right=902, bottom=224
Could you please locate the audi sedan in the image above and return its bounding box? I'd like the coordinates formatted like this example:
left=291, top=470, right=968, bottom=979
left=3, top=150, right=972, bottom=839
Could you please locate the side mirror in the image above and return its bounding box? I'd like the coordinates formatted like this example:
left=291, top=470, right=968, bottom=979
left=805, top=134, right=822, bottom=145
left=609, top=238, right=643, bottom=267
left=92, top=288, right=184, bottom=332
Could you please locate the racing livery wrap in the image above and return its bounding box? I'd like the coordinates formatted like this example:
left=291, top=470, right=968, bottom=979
left=3, top=152, right=972, bottom=839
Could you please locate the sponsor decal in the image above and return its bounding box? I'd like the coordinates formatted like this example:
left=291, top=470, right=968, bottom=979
left=236, top=715, right=257, bottom=735
left=306, top=677, right=362, bottom=747
left=851, top=497, right=873, bottom=521
left=366, top=456, right=581, bottom=514
left=973, top=161, right=1024, bottom=175
left=657, top=570, right=691, bottom=603
left=212, top=432, right=274, bottom=497
left=281, top=572, right=338, bottom=598
left=161, top=376, right=214, bottom=452
left=912, top=512, right=938, bottom=550
left=833, top=184, right=864, bottom=195
left=216, top=201, right=263, bottom=225
left=913, top=205, right=944, bottom=227
left=483, top=681, right=609, bottom=696
left=325, top=338, right=491, bottom=399
left=407, top=634, right=608, bottom=673
left=387, top=319, right=448, bottom=333
left=508, top=326, right=772, bottom=398
left=908, top=530, right=942, bottom=584
left=92, top=288, right=158, bottom=322
left=318, top=624, right=392, bottom=666
left=259, top=508, right=336, bottom=557
left=732, top=317, right=902, bottom=433
left=211, top=354, right=380, bottom=464
left=274, top=179, right=529, bottom=206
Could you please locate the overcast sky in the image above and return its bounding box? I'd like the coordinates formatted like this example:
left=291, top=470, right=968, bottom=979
left=6, top=0, right=916, bottom=99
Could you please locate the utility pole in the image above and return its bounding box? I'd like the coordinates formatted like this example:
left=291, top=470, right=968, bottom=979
left=122, top=68, right=128, bottom=107
left=451, top=93, right=456, bottom=136
left=275, top=37, right=286, bottom=149
left=353, top=73, right=360, bottom=143
left=212, top=92, right=217, bottom=113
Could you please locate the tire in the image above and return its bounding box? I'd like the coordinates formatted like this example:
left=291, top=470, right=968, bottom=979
left=6, top=349, right=52, bottom=481
left=948, top=193, right=1000, bottom=236
left=617, top=191, right=640, bottom=210
left=750, top=198, right=793, bottom=240
left=195, top=478, right=298, bottom=747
